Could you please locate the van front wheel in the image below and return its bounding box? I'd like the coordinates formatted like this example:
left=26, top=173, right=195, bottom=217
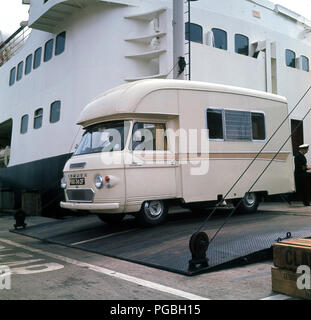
left=235, top=192, right=259, bottom=214
left=138, top=200, right=168, bottom=226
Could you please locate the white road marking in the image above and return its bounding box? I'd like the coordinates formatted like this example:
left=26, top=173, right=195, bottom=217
left=0, top=246, right=11, bottom=251
left=0, top=238, right=209, bottom=300
left=0, top=252, right=33, bottom=259
left=12, top=263, right=64, bottom=275
left=261, top=294, right=291, bottom=300
left=4, top=259, right=44, bottom=267
left=70, top=229, right=139, bottom=246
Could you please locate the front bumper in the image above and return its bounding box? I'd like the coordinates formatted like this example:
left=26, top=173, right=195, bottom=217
left=60, top=201, right=120, bottom=211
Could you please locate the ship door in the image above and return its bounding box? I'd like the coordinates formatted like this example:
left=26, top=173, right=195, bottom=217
left=0, top=119, right=12, bottom=167
left=124, top=121, right=177, bottom=210
left=291, top=119, right=303, bottom=156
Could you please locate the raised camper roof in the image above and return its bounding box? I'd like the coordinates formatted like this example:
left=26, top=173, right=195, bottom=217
left=77, top=79, right=287, bottom=127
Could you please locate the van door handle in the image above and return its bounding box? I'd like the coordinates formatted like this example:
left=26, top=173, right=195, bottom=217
left=130, top=161, right=142, bottom=166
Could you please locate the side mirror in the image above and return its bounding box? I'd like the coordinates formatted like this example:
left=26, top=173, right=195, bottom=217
left=133, top=130, right=142, bottom=142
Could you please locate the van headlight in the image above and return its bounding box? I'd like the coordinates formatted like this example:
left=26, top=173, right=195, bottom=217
left=61, top=176, right=67, bottom=189
left=94, top=175, right=103, bottom=189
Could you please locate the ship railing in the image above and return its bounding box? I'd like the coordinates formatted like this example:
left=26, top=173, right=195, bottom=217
left=0, top=26, right=30, bottom=67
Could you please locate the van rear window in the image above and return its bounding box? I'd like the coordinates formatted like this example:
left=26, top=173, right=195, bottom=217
left=206, top=109, right=223, bottom=139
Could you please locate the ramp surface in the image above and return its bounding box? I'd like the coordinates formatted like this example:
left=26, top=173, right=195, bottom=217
left=11, top=209, right=311, bottom=275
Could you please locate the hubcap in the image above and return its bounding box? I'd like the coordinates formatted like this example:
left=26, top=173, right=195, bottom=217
left=244, top=193, right=256, bottom=206
left=145, top=200, right=163, bottom=218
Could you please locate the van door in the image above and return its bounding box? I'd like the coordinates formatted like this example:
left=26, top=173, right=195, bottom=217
left=124, top=121, right=178, bottom=213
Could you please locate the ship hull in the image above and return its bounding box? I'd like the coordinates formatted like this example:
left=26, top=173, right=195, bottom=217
left=0, top=153, right=72, bottom=216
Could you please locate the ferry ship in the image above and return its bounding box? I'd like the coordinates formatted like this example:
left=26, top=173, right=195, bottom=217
left=0, top=0, right=310, bottom=214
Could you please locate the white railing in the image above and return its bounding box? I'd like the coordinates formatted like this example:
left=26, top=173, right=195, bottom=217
left=0, top=26, right=30, bottom=67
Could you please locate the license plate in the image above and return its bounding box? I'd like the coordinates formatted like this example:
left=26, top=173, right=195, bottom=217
left=69, top=178, right=85, bottom=186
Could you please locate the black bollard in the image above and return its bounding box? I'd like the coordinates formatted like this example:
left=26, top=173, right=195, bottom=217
left=14, top=209, right=27, bottom=229
left=188, top=231, right=209, bottom=273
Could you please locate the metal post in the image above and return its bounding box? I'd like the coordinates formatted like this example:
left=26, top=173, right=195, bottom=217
left=188, top=0, right=191, bottom=80
left=173, top=0, right=185, bottom=79
left=187, top=0, right=198, bottom=80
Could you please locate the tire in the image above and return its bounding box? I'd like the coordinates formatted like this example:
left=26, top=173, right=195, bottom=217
left=235, top=192, right=259, bottom=214
left=138, top=200, right=168, bottom=227
left=97, top=213, right=125, bottom=224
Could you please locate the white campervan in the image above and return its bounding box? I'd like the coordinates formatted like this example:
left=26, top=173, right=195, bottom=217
left=60, top=79, right=295, bottom=226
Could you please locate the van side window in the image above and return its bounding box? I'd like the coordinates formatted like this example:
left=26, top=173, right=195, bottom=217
left=206, top=108, right=265, bottom=141
left=251, top=112, right=265, bottom=140
left=206, top=109, right=223, bottom=139
left=225, top=110, right=252, bottom=141
left=132, top=122, right=167, bottom=151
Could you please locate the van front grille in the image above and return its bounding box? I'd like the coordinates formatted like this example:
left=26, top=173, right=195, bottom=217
left=66, top=189, right=94, bottom=203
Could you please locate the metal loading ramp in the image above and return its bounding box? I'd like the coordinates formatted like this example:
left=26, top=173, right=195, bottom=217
left=10, top=208, right=311, bottom=275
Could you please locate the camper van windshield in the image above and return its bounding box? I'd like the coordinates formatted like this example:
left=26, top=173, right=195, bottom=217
left=74, top=120, right=130, bottom=155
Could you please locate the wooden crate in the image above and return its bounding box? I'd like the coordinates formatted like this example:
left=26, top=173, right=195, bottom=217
left=273, top=238, right=311, bottom=271
left=272, top=239, right=311, bottom=299
left=271, top=267, right=311, bottom=300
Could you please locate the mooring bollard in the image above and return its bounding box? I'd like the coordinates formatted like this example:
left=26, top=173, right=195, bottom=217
left=188, top=231, right=209, bottom=273
left=14, top=209, right=27, bottom=229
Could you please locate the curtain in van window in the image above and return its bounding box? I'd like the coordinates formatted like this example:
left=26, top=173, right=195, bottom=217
left=225, top=110, right=252, bottom=141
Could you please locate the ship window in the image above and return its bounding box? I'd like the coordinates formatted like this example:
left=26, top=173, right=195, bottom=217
left=9, top=67, right=16, bottom=86
left=34, top=108, right=43, bottom=129
left=16, top=61, right=24, bottom=81
left=50, top=100, right=61, bottom=123
left=206, top=109, right=223, bottom=139
left=285, top=49, right=296, bottom=68
left=44, top=39, right=54, bottom=62
left=20, top=115, right=29, bottom=134
left=33, top=47, right=42, bottom=69
left=185, top=22, right=203, bottom=44
left=211, top=28, right=227, bottom=50
left=131, top=122, right=167, bottom=151
left=25, top=54, right=32, bottom=75
left=251, top=113, right=265, bottom=140
left=55, top=31, right=66, bottom=55
left=301, top=55, right=309, bottom=72
left=235, top=34, right=249, bottom=56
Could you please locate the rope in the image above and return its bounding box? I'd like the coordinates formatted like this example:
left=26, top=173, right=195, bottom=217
left=166, top=59, right=182, bottom=78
